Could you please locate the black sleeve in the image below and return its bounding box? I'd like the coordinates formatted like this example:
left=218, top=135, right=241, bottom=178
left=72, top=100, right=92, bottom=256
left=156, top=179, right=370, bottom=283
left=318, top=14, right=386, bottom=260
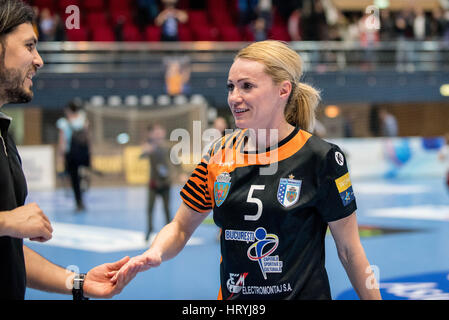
left=315, top=144, right=357, bottom=222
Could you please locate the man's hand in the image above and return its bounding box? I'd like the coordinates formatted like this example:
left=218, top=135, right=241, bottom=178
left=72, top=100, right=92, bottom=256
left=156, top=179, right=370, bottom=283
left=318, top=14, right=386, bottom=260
left=110, top=249, right=163, bottom=284
left=1, top=203, right=53, bottom=242
left=83, top=256, right=141, bottom=299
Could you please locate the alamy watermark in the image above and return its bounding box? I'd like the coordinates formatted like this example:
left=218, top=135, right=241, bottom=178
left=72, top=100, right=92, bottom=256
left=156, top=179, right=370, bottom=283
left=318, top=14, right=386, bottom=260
left=366, top=264, right=381, bottom=290
left=65, top=5, right=80, bottom=30
left=169, top=121, right=279, bottom=176
left=365, top=5, right=381, bottom=31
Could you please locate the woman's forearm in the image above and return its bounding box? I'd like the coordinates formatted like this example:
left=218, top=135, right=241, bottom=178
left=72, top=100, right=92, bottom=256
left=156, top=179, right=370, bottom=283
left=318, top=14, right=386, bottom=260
left=147, top=203, right=208, bottom=262
left=149, top=220, right=191, bottom=262
left=339, top=247, right=382, bottom=300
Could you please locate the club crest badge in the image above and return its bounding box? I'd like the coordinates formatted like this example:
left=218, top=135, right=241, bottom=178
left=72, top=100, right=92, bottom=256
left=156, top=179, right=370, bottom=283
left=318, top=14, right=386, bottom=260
left=277, top=175, right=302, bottom=208
left=214, top=172, right=231, bottom=207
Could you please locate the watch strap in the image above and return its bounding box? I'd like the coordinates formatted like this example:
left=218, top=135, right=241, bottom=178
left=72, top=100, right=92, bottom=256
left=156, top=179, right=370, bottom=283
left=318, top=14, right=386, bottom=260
left=72, top=273, right=89, bottom=300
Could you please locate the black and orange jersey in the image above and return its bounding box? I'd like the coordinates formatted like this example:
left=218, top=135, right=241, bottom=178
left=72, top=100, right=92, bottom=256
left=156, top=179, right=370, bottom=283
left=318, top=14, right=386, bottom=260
left=181, top=127, right=357, bottom=300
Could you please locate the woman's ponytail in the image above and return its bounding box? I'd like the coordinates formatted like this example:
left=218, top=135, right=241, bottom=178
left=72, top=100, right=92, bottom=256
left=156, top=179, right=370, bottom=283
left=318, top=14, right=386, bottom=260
left=285, top=82, right=321, bottom=132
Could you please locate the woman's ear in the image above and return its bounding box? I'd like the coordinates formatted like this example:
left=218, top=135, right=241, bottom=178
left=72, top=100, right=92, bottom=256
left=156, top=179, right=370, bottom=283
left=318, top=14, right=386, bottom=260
left=279, top=80, right=293, bottom=101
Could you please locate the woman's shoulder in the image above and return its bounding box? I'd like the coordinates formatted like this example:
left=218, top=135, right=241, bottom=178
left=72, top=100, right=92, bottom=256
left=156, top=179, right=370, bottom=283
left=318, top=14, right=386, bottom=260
left=305, top=133, right=342, bottom=156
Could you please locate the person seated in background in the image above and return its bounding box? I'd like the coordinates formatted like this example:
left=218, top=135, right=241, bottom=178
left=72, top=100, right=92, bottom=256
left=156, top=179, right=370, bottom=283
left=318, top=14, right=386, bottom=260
left=155, top=0, right=188, bottom=41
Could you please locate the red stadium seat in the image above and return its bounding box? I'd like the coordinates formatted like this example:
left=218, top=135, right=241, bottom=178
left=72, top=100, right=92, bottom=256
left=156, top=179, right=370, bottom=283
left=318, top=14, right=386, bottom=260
left=210, top=11, right=233, bottom=26
left=268, top=25, right=291, bottom=42
left=109, top=0, right=131, bottom=11
left=178, top=25, right=193, bottom=41
left=188, top=10, right=209, bottom=27
left=192, top=27, right=219, bottom=41
left=220, top=25, right=242, bottom=41
left=58, top=0, right=80, bottom=13
left=86, top=12, right=109, bottom=29
left=92, top=26, right=115, bottom=42
left=65, top=27, right=89, bottom=41
left=144, top=25, right=161, bottom=42
left=110, top=8, right=133, bottom=25
left=82, top=0, right=104, bottom=12
left=122, top=23, right=142, bottom=42
left=33, top=0, right=56, bottom=10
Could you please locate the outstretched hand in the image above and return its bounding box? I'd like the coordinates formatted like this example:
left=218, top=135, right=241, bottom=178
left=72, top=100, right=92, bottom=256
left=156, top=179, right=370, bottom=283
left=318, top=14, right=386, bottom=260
left=110, top=250, right=163, bottom=284
left=83, top=256, right=141, bottom=299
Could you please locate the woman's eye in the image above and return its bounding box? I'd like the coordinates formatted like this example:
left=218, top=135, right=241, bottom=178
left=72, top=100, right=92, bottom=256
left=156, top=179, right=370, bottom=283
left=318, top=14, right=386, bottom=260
left=242, top=82, right=253, bottom=90
left=226, top=83, right=234, bottom=92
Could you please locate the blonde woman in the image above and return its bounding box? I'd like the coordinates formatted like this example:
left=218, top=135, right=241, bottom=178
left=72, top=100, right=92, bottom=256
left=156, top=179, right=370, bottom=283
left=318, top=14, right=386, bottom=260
left=113, top=40, right=382, bottom=300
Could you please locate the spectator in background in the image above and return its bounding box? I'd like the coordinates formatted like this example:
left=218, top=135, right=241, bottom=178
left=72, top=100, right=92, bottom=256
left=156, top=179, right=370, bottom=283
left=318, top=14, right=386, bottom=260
left=301, top=0, right=328, bottom=40
left=137, top=0, right=159, bottom=26
left=342, top=12, right=361, bottom=42
left=413, top=6, right=430, bottom=41
left=274, top=0, right=303, bottom=22
left=56, top=99, right=91, bottom=212
left=253, top=16, right=269, bottom=41
left=429, top=7, right=447, bottom=39
left=369, top=104, right=380, bottom=137
left=257, top=0, right=273, bottom=30
left=37, top=9, right=65, bottom=41
left=358, top=8, right=380, bottom=68
left=31, top=6, right=41, bottom=38
left=443, top=9, right=449, bottom=45
left=288, top=8, right=302, bottom=41
left=155, top=0, right=188, bottom=41
left=379, top=108, right=398, bottom=137
left=395, top=8, right=414, bottom=39
left=379, top=9, right=397, bottom=41
left=38, top=8, right=56, bottom=41
left=238, top=0, right=258, bottom=27
left=395, top=8, right=415, bottom=71
left=52, top=14, right=65, bottom=41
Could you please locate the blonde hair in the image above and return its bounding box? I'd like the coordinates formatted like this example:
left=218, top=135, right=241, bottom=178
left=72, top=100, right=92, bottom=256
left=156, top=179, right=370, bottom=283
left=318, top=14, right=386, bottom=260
left=235, top=40, right=321, bottom=132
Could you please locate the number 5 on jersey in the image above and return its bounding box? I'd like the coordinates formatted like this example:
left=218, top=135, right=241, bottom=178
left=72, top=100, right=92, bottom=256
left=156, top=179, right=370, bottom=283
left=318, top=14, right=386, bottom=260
left=244, top=185, right=265, bottom=221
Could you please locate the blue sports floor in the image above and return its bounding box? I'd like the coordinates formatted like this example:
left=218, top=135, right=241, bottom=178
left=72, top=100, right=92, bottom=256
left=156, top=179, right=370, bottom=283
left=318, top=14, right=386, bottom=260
left=24, top=177, right=449, bottom=300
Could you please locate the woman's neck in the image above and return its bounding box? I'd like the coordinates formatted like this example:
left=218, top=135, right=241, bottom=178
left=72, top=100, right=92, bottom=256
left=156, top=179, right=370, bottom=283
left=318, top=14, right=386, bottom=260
left=245, top=122, right=296, bottom=152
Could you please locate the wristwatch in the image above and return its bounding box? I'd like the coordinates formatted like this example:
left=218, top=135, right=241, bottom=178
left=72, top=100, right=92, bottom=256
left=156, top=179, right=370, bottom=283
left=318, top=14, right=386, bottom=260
left=72, top=273, right=89, bottom=300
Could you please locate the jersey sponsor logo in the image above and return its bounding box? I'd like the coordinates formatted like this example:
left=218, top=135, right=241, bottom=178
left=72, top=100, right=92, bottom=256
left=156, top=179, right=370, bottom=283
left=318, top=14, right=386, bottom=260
left=214, top=172, right=231, bottom=207
left=277, top=175, right=302, bottom=208
left=247, top=227, right=283, bottom=280
left=225, top=273, right=293, bottom=298
left=225, top=227, right=283, bottom=279
left=335, top=172, right=355, bottom=206
left=335, top=151, right=345, bottom=166
left=225, top=229, right=255, bottom=242
left=227, top=273, right=248, bottom=296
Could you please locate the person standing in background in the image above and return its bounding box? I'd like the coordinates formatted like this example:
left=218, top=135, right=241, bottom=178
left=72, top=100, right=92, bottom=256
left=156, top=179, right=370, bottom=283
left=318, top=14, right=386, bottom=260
left=439, top=132, right=449, bottom=193
left=141, top=124, right=181, bottom=241
left=379, top=108, right=398, bottom=137
left=56, top=99, right=90, bottom=212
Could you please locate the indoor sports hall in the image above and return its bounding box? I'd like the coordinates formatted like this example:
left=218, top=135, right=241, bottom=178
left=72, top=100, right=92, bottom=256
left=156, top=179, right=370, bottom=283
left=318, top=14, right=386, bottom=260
left=6, top=0, right=449, bottom=300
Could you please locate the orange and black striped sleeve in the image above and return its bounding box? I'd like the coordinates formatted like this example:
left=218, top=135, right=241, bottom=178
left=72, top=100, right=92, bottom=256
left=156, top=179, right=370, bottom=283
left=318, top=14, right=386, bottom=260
left=180, top=149, right=214, bottom=214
